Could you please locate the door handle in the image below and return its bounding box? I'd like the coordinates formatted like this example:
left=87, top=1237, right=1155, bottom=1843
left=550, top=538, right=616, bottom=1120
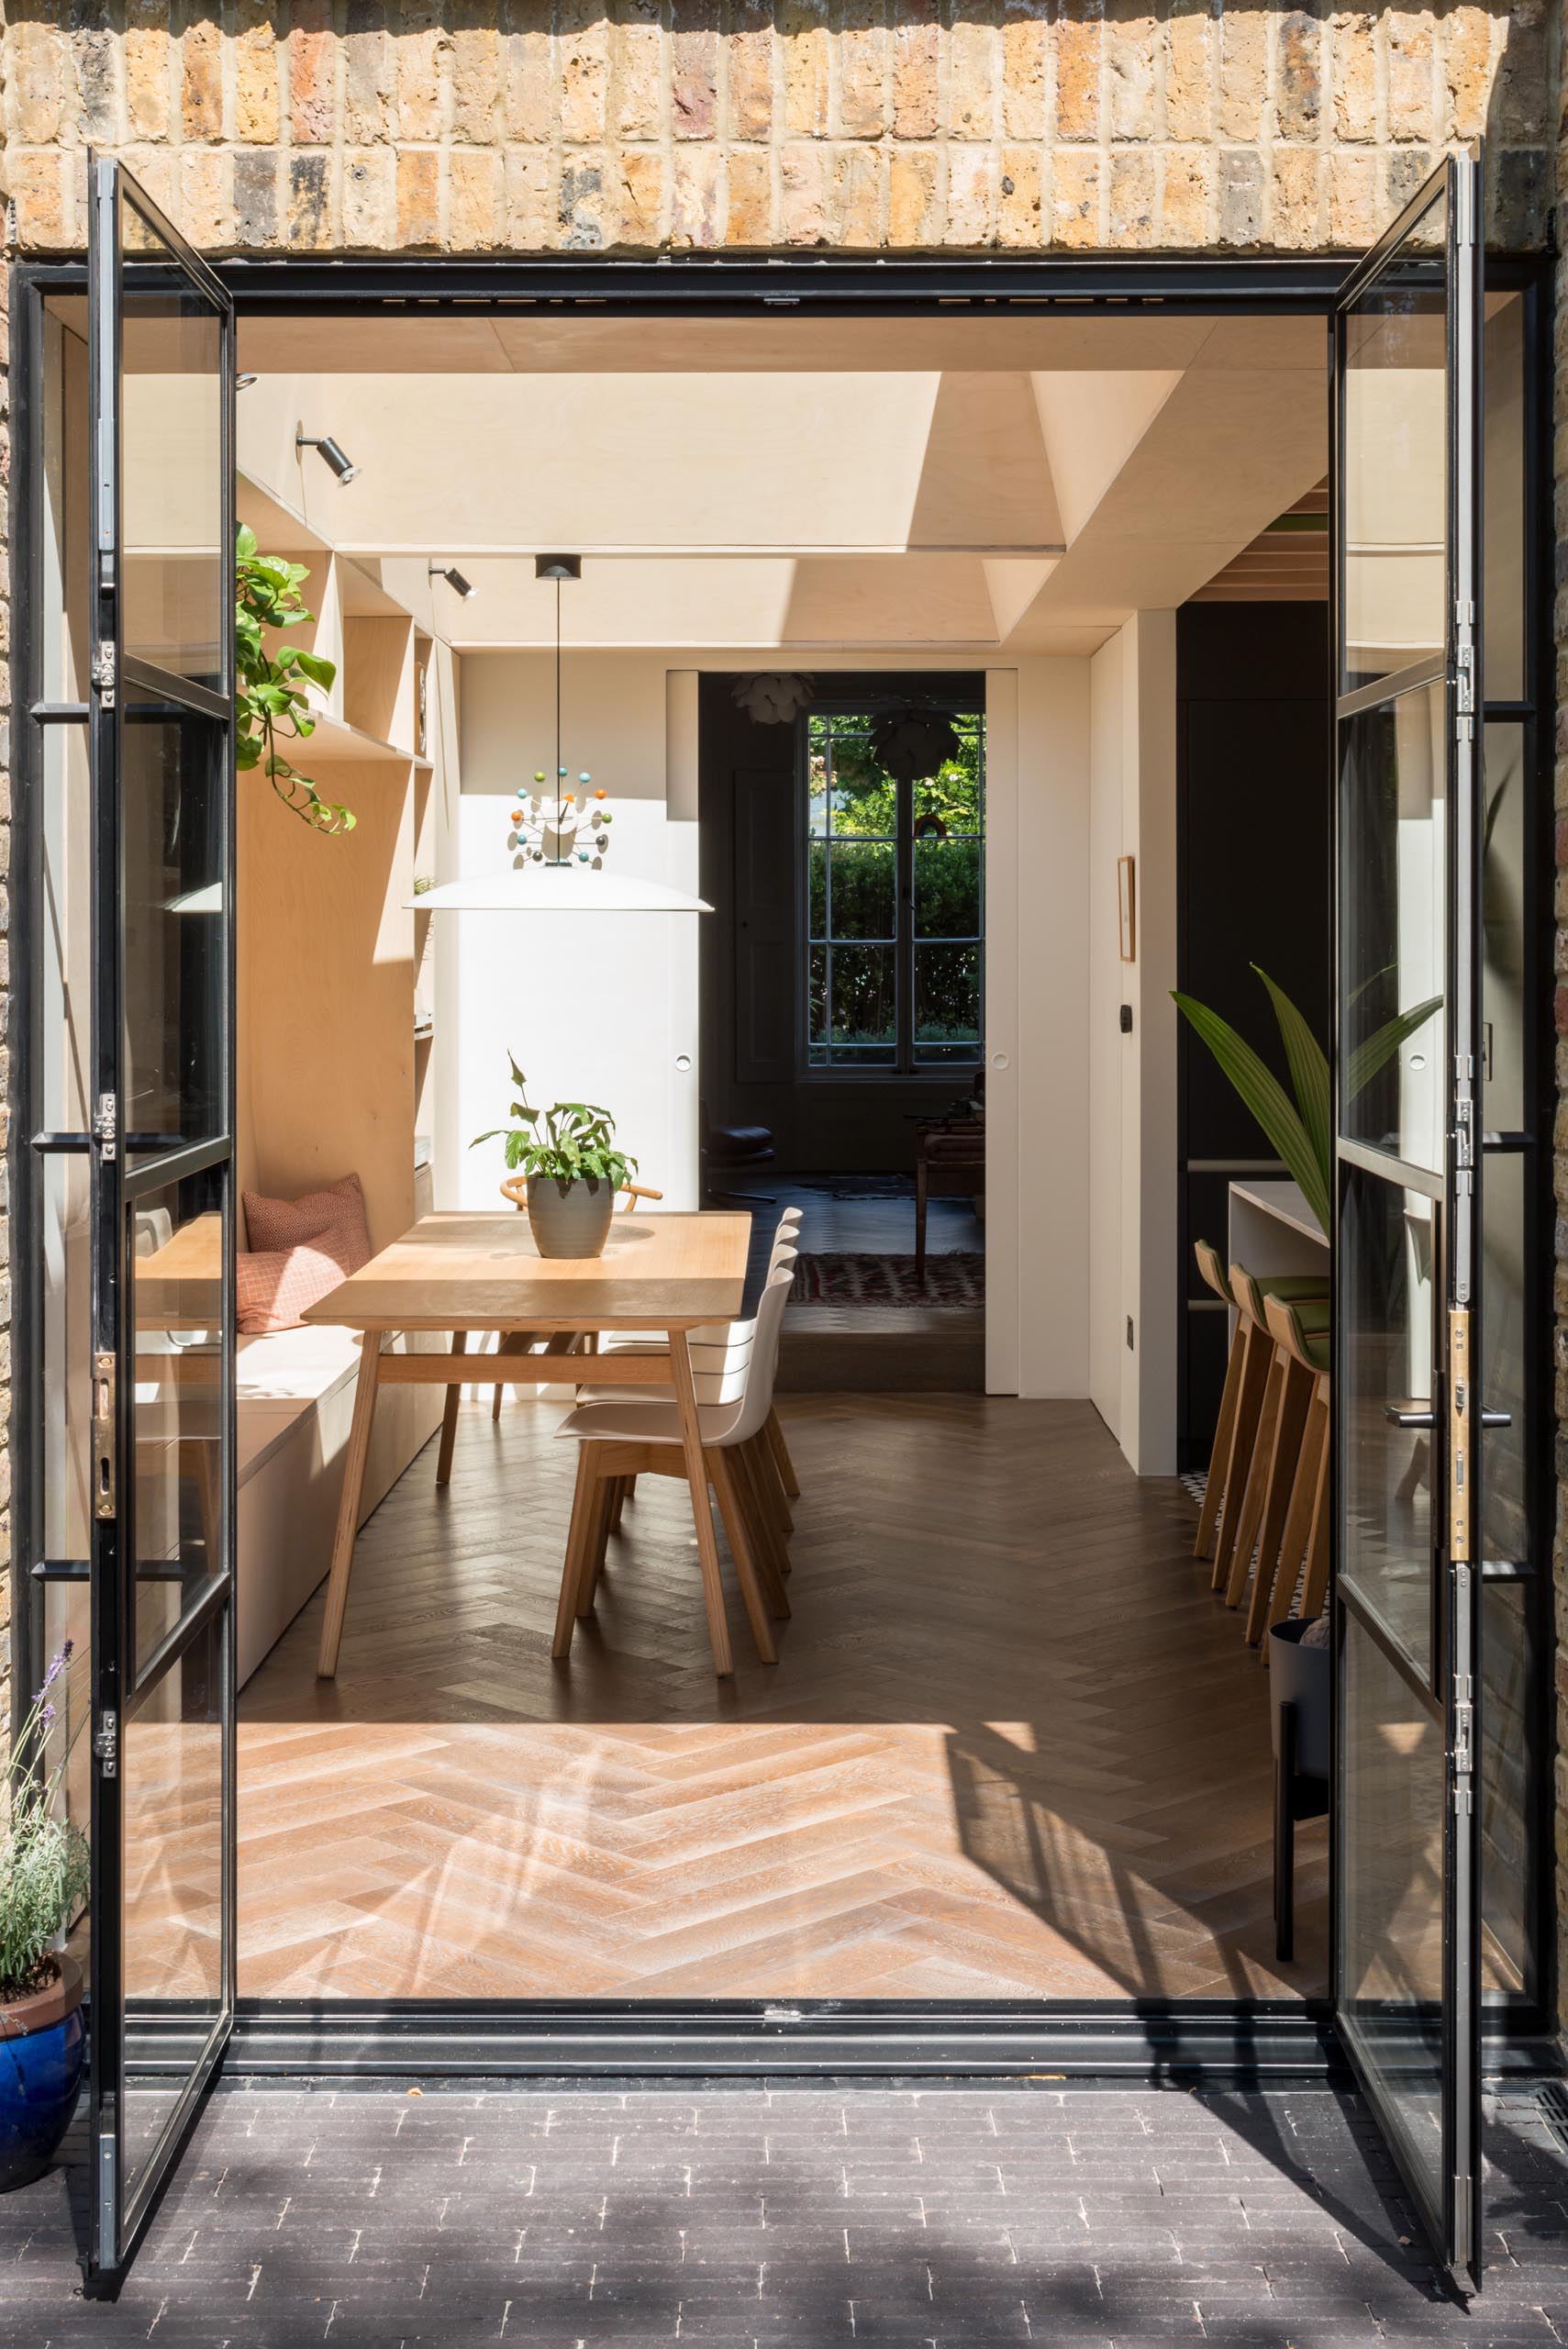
left=1481, top=1408, right=1511, bottom=1429
left=1386, top=1404, right=1435, bottom=1429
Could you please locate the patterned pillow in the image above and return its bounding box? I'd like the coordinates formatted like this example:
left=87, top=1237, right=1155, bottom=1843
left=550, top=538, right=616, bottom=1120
left=238, top=1174, right=372, bottom=1335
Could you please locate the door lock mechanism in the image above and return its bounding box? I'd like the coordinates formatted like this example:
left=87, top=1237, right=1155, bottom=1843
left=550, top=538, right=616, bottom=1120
left=92, top=1351, right=117, bottom=1520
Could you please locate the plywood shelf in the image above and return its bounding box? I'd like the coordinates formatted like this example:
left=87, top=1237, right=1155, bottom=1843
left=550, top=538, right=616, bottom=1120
left=299, top=709, right=420, bottom=767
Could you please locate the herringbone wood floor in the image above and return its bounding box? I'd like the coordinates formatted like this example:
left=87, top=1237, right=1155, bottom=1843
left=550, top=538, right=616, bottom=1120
left=236, top=1396, right=1328, bottom=2000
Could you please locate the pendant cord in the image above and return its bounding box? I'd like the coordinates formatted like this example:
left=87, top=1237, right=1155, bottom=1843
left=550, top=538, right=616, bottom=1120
left=554, top=574, right=562, bottom=866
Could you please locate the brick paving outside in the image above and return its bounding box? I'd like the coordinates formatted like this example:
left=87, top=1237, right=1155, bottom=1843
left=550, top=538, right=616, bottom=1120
left=2, top=2082, right=1568, bottom=2345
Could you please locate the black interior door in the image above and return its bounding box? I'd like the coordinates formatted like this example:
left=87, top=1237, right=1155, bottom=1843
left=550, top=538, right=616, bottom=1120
left=1331, top=150, right=1485, bottom=2288
left=85, top=153, right=238, bottom=2290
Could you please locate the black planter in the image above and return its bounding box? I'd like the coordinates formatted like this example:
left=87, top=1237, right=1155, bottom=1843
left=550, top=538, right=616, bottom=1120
left=1269, top=1617, right=1330, bottom=1780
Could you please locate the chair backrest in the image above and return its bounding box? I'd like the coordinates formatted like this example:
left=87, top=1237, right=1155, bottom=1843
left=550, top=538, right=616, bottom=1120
left=722, top=1267, right=795, bottom=1445
left=1229, top=1262, right=1266, bottom=1326
left=687, top=1244, right=795, bottom=1404
left=1193, top=1239, right=1230, bottom=1306
left=499, top=1173, right=662, bottom=1215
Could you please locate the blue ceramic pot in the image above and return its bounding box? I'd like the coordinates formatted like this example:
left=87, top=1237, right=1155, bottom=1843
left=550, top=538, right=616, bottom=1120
left=0, top=1956, right=85, bottom=2192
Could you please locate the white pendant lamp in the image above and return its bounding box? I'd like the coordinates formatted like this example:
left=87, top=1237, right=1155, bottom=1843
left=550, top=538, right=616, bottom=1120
left=406, top=554, right=711, bottom=916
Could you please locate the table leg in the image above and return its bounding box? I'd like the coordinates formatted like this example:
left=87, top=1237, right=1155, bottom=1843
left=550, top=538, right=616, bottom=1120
left=667, top=1328, right=733, bottom=1677
left=436, top=1329, right=468, bottom=1486
left=317, top=1332, right=386, bottom=1679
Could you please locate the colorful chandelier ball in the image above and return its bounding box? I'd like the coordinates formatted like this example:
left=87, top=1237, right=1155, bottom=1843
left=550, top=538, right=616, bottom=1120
left=508, top=769, right=617, bottom=868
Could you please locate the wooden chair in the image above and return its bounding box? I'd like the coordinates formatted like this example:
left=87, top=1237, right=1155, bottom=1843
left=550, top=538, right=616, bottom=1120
left=1194, top=1241, right=1328, bottom=1595
left=550, top=1268, right=795, bottom=1675
left=1259, top=1293, right=1332, bottom=1639
left=1222, top=1264, right=1329, bottom=1641
left=914, top=1112, right=984, bottom=1281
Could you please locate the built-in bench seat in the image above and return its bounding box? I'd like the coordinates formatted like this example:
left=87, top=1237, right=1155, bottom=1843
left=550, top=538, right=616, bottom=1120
left=236, top=1326, right=440, bottom=1686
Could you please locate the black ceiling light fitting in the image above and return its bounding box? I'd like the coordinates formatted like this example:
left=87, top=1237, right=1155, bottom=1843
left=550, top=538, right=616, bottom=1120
left=428, top=562, right=477, bottom=600
left=871, top=703, right=962, bottom=785
left=295, top=430, right=360, bottom=484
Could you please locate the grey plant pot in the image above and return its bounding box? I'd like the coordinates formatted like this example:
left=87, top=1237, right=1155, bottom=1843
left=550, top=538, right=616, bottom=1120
left=526, top=1174, right=617, bottom=1260
left=1269, top=1618, right=1330, bottom=1781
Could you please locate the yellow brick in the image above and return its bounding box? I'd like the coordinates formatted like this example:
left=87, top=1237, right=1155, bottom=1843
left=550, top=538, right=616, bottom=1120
left=949, top=16, right=999, bottom=141
left=179, top=147, right=232, bottom=249
left=289, top=5, right=337, bottom=146
left=1050, top=147, right=1102, bottom=246
left=125, top=6, right=172, bottom=144
left=840, top=144, right=885, bottom=244
left=396, top=7, right=449, bottom=145
left=235, top=3, right=281, bottom=145
left=1164, top=2, right=1213, bottom=146
left=1106, top=5, right=1157, bottom=144
left=1001, top=4, right=1048, bottom=142
left=780, top=141, right=833, bottom=242
left=1332, top=11, right=1379, bottom=145
left=1218, top=9, right=1265, bottom=140
left=343, top=147, right=396, bottom=249
left=451, top=23, right=501, bottom=145
left=946, top=144, right=995, bottom=244
left=560, top=4, right=611, bottom=144
left=615, top=9, right=666, bottom=143
left=782, top=0, right=831, bottom=139
left=728, top=6, right=775, bottom=143
left=839, top=1, right=888, bottom=142
left=997, top=147, right=1044, bottom=246
left=724, top=146, right=773, bottom=244
left=671, top=144, right=723, bottom=247
left=1328, top=147, right=1378, bottom=247
left=889, top=144, right=941, bottom=243
left=504, top=147, right=551, bottom=246
left=450, top=150, right=502, bottom=249
left=1107, top=144, right=1155, bottom=241
left=1441, top=8, right=1496, bottom=142
left=181, top=13, right=223, bottom=141
left=1270, top=146, right=1323, bottom=249
left=673, top=7, right=718, bottom=140
left=1386, top=10, right=1436, bottom=144
left=892, top=0, right=940, bottom=140
left=501, top=4, right=551, bottom=144
left=395, top=148, right=441, bottom=249
left=618, top=148, right=671, bottom=247
left=1054, top=5, right=1102, bottom=143
left=1161, top=146, right=1214, bottom=245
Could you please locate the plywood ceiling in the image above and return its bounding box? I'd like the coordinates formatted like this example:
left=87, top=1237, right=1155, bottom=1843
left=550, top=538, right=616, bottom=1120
left=237, top=311, right=1328, bottom=655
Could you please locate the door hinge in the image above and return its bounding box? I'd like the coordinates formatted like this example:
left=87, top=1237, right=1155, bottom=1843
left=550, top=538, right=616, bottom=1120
left=1455, top=644, right=1475, bottom=715
left=93, top=1710, right=118, bottom=1777
left=93, top=1090, right=117, bottom=1161
left=92, top=1350, right=117, bottom=1520
left=91, top=639, right=117, bottom=707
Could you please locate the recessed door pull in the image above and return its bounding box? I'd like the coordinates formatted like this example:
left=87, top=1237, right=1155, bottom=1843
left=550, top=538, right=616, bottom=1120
left=91, top=1351, right=117, bottom=1519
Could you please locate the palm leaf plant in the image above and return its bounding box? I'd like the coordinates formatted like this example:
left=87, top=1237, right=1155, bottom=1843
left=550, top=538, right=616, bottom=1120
left=1171, top=966, right=1440, bottom=1238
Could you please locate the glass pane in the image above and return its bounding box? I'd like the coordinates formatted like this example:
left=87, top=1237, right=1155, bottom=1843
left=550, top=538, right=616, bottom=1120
left=131, top=1168, right=228, bottom=1687
left=1481, top=1581, right=1530, bottom=1998
left=1483, top=292, right=1525, bottom=706
left=1339, top=682, right=1446, bottom=1170
left=1341, top=180, right=1448, bottom=693
left=119, top=192, right=225, bottom=691
left=806, top=942, right=828, bottom=1063
left=914, top=836, right=982, bottom=940
left=826, top=725, right=893, bottom=837
left=1339, top=1162, right=1437, bottom=1678
left=123, top=703, right=227, bottom=1160
left=40, top=725, right=93, bottom=1133
left=1340, top=1610, right=1446, bottom=2222
left=915, top=943, right=982, bottom=1061
left=1481, top=723, right=1528, bottom=1135
left=806, top=737, right=828, bottom=837
left=121, top=1608, right=225, bottom=2213
left=41, top=1584, right=95, bottom=1876
left=828, top=841, right=895, bottom=941
left=41, top=295, right=91, bottom=705
left=825, top=944, right=895, bottom=1062
left=1480, top=1151, right=1529, bottom=1566
left=807, top=841, right=827, bottom=939
left=42, top=1154, right=94, bottom=1561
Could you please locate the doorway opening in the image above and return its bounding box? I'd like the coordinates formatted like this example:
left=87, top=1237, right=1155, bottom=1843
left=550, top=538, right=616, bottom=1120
left=13, top=249, right=1552, bottom=2058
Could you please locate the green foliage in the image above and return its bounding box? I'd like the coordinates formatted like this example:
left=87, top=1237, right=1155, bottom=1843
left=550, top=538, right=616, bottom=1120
left=0, top=1647, right=90, bottom=2002
left=236, top=525, right=354, bottom=837
left=472, top=1053, right=638, bottom=1195
left=1171, top=965, right=1442, bottom=1239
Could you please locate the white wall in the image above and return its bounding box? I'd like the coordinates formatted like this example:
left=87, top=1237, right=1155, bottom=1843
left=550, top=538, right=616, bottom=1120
left=1087, top=612, right=1179, bottom=1474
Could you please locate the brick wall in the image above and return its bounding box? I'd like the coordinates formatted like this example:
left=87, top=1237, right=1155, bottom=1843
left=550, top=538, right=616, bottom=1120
left=0, top=4, right=1552, bottom=259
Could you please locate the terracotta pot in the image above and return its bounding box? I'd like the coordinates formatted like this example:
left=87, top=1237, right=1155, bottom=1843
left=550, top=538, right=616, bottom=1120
left=526, top=1174, right=617, bottom=1260
left=0, top=1954, right=85, bottom=2191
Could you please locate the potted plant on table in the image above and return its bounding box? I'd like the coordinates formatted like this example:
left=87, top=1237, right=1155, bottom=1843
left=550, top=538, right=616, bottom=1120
left=473, top=1055, right=638, bottom=1261
left=0, top=1646, right=89, bottom=2192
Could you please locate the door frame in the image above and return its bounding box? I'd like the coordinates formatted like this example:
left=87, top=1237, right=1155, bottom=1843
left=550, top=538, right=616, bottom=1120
left=6, top=247, right=1558, bottom=2087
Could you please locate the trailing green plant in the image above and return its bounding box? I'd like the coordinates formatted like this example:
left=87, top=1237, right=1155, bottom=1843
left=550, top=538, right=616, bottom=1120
left=236, top=526, right=354, bottom=837
left=472, top=1054, right=638, bottom=1195
left=1171, top=966, right=1441, bottom=1238
left=0, top=1646, right=90, bottom=2002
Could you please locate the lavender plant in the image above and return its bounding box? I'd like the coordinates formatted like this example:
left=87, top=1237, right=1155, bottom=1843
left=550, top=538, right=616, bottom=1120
left=0, top=1647, right=89, bottom=2001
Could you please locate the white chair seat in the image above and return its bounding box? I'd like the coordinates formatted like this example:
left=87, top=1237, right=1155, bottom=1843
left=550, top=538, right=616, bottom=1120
left=554, top=1398, right=740, bottom=1447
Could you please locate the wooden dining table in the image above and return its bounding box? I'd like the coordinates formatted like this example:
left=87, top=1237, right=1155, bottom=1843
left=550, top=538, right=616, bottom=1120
left=302, top=1208, right=751, bottom=1678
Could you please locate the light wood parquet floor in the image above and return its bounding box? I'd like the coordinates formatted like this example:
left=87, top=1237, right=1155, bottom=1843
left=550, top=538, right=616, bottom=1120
left=236, top=1395, right=1328, bottom=2002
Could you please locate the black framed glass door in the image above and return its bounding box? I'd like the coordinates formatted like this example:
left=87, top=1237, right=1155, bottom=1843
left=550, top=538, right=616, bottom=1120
left=85, top=155, right=238, bottom=2289
left=1332, top=151, right=1484, bottom=2287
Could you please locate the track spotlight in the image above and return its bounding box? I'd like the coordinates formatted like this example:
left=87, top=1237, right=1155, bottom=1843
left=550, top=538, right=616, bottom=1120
left=296, top=431, right=360, bottom=484
left=237, top=372, right=259, bottom=391
left=428, top=562, right=477, bottom=600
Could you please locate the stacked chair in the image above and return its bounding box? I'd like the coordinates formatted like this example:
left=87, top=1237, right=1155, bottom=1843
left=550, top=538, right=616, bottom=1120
left=1192, top=1240, right=1331, bottom=1655
left=550, top=1208, right=804, bottom=1676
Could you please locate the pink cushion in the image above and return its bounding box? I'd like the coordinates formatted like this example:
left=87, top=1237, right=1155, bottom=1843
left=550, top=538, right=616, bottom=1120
left=238, top=1174, right=372, bottom=1335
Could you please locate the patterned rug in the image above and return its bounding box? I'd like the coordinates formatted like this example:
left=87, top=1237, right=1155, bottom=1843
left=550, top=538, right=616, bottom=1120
left=791, top=1252, right=985, bottom=1308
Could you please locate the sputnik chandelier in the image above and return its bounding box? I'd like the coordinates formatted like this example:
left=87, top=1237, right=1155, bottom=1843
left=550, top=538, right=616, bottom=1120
left=509, top=555, right=615, bottom=873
